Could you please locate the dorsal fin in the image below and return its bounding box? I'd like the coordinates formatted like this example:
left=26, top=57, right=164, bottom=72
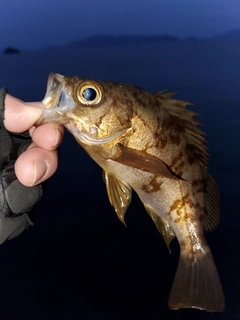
left=144, top=203, right=175, bottom=252
left=203, top=170, right=220, bottom=232
left=154, top=92, right=208, bottom=169
left=155, top=92, right=220, bottom=231
left=103, top=171, right=132, bottom=225
left=154, top=91, right=178, bottom=100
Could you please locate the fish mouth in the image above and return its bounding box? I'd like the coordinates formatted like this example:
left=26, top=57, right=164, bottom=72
left=38, top=73, right=75, bottom=125
left=43, top=73, right=64, bottom=109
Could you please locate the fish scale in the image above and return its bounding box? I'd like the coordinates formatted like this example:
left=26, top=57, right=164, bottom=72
left=37, top=72, right=224, bottom=312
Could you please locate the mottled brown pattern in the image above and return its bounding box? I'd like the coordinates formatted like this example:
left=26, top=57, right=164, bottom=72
left=192, top=179, right=205, bottom=193
left=168, top=194, right=195, bottom=217
left=143, top=141, right=154, bottom=152
left=192, top=179, right=204, bottom=187
left=141, top=176, right=163, bottom=193
left=156, top=137, right=167, bottom=149
left=169, top=151, right=185, bottom=176
left=195, top=202, right=200, bottom=208
left=185, top=144, right=196, bottom=165
left=161, top=114, right=185, bottom=145
left=174, top=163, right=184, bottom=177
left=169, top=199, right=183, bottom=216
left=185, top=212, right=196, bottom=224
left=169, top=151, right=184, bottom=168
left=179, top=240, right=187, bottom=247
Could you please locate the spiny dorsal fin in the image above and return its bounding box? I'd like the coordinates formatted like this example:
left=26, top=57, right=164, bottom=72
left=155, top=92, right=220, bottom=231
left=155, top=91, right=178, bottom=100
left=154, top=92, right=208, bottom=169
left=103, top=171, right=132, bottom=226
left=144, top=203, right=175, bottom=252
left=203, top=170, right=220, bottom=232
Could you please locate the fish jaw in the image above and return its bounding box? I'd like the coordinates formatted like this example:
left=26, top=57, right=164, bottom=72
left=65, top=122, right=129, bottom=146
left=43, top=73, right=64, bottom=110
left=37, top=73, right=75, bottom=125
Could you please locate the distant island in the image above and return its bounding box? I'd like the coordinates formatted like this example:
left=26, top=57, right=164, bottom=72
left=4, top=47, right=20, bottom=54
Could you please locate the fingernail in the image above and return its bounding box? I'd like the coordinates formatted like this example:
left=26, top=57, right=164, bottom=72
left=32, top=160, right=49, bottom=185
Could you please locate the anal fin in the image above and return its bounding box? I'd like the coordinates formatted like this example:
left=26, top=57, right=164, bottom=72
left=144, top=203, right=175, bottom=252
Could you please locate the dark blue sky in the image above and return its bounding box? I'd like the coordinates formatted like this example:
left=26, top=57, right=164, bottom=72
left=1, top=0, right=240, bottom=50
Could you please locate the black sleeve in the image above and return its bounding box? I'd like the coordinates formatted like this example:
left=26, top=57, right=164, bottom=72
left=0, top=88, right=42, bottom=244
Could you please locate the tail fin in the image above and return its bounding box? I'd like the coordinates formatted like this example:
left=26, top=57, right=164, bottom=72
left=168, top=251, right=225, bottom=312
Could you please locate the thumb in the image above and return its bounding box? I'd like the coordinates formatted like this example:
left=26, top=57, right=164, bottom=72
left=4, top=94, right=43, bottom=133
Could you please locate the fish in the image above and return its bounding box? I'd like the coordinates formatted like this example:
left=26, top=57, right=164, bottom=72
left=37, top=72, right=225, bottom=311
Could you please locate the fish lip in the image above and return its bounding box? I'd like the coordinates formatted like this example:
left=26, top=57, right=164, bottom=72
left=38, top=73, right=75, bottom=125
left=42, top=73, right=64, bottom=110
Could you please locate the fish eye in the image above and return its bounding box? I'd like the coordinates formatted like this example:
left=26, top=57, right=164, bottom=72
left=76, top=82, right=102, bottom=105
left=82, top=88, right=96, bottom=101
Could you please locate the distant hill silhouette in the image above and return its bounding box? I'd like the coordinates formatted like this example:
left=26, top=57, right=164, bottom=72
left=214, top=28, right=240, bottom=40
left=6, top=28, right=238, bottom=51
left=69, top=35, right=180, bottom=47
left=63, top=29, right=240, bottom=49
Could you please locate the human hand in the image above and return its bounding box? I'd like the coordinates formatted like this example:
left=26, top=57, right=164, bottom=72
left=4, top=94, right=64, bottom=186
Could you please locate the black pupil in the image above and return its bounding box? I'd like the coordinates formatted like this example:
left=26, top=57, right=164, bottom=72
left=82, top=88, right=97, bottom=101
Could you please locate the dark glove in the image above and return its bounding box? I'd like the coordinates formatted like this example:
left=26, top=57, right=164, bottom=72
left=0, top=88, right=42, bottom=244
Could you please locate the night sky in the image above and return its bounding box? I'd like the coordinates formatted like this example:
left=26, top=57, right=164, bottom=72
left=1, top=0, right=240, bottom=50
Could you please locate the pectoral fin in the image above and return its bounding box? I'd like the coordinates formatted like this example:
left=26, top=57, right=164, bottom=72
left=103, top=171, right=132, bottom=225
left=144, top=203, right=175, bottom=252
left=111, top=144, right=179, bottom=180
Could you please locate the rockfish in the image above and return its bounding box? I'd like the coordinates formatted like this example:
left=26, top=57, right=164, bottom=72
left=37, top=73, right=224, bottom=311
